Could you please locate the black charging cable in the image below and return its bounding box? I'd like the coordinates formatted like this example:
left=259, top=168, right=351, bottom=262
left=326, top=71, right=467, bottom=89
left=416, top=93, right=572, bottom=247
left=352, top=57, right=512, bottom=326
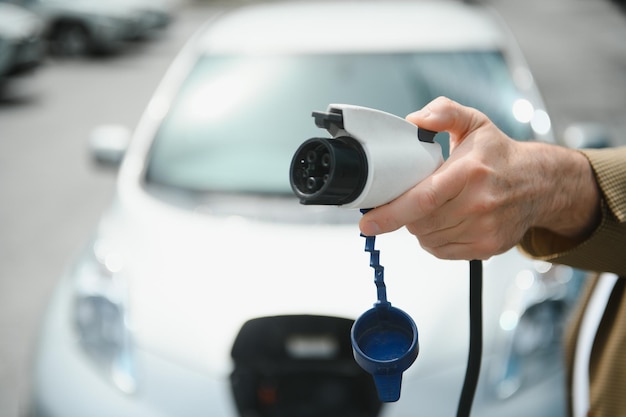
left=456, top=259, right=483, bottom=417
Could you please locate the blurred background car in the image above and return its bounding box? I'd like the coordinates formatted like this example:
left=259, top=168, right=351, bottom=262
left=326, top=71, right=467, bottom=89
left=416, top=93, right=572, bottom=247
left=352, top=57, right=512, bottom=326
left=27, top=1, right=588, bottom=416
left=0, top=1, right=45, bottom=92
left=1, top=0, right=173, bottom=57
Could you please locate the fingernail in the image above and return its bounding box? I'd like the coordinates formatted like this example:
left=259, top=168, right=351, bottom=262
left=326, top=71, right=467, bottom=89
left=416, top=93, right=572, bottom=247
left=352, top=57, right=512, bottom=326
left=362, top=221, right=381, bottom=236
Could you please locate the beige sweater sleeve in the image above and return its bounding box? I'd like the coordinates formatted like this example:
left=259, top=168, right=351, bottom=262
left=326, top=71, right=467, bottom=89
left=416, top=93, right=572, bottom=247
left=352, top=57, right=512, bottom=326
left=518, top=146, right=626, bottom=276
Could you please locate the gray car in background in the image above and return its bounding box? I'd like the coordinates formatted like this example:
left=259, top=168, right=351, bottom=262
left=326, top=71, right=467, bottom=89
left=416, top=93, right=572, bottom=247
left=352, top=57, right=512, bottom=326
left=3, top=0, right=173, bottom=56
left=0, top=2, right=45, bottom=88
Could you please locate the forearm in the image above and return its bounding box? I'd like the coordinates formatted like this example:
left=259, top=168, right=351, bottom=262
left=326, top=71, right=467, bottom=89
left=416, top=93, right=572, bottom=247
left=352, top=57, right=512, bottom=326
left=525, top=143, right=601, bottom=241
left=519, top=146, right=626, bottom=275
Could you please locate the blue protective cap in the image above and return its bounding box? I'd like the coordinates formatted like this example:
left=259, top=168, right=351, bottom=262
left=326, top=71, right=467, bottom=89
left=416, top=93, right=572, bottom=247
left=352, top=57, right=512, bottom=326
left=351, top=303, right=419, bottom=402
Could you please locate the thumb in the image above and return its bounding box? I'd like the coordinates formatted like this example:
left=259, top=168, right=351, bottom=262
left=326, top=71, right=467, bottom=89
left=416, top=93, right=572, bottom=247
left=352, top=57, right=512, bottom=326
left=406, top=96, right=489, bottom=151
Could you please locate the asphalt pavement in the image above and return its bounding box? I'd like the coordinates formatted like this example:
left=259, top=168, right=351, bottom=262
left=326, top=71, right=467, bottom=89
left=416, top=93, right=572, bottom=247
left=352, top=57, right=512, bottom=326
left=0, top=4, right=222, bottom=415
left=0, top=0, right=624, bottom=416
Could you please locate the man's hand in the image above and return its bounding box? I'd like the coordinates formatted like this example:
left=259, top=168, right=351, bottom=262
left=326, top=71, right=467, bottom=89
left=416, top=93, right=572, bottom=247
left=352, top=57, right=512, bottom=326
left=359, top=97, right=601, bottom=260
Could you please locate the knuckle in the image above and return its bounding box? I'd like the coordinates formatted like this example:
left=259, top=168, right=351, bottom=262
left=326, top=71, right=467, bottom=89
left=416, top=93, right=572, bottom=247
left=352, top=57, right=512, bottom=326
left=415, top=185, right=440, bottom=214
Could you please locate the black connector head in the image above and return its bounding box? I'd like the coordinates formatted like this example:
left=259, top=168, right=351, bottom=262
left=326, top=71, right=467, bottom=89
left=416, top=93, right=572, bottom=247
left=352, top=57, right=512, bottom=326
left=289, top=137, right=367, bottom=205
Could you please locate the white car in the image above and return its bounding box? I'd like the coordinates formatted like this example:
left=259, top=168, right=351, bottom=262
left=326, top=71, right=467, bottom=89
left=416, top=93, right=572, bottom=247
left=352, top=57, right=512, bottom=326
left=29, top=1, right=585, bottom=416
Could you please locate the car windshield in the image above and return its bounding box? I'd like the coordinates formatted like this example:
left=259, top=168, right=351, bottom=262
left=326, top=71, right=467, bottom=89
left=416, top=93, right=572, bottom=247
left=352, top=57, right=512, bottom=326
left=145, top=52, right=532, bottom=195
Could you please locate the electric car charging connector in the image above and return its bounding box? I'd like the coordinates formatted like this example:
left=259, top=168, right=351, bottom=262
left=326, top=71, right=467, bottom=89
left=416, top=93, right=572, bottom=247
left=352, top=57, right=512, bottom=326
left=289, top=104, right=483, bottom=417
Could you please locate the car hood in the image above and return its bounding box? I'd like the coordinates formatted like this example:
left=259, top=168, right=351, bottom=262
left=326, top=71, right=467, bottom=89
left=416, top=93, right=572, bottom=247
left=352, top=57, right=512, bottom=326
left=94, top=191, right=529, bottom=378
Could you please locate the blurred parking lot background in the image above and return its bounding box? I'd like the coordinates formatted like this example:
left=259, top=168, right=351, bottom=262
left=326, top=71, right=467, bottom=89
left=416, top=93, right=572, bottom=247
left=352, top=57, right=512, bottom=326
left=0, top=0, right=625, bottom=415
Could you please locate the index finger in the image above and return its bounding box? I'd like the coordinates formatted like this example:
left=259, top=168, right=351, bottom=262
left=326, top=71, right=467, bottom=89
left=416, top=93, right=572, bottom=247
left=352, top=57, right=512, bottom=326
left=406, top=96, right=489, bottom=152
left=358, top=165, right=464, bottom=236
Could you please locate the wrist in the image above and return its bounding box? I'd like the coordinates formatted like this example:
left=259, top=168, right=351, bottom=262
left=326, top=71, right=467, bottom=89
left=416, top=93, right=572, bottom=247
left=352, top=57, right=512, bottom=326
left=532, top=144, right=601, bottom=240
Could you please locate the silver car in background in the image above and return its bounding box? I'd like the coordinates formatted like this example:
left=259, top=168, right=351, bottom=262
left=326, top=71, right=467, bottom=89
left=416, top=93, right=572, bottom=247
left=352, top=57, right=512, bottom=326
left=11, top=0, right=173, bottom=56
left=0, top=2, right=45, bottom=89
left=29, top=1, right=584, bottom=416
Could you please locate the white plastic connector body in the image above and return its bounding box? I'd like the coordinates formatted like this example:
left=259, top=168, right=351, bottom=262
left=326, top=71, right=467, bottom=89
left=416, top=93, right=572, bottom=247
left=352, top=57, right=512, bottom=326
left=327, top=104, right=444, bottom=209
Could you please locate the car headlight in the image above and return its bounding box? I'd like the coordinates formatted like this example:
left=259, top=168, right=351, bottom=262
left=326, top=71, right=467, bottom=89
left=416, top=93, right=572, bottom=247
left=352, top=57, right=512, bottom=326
left=72, top=238, right=137, bottom=394
left=489, top=261, right=586, bottom=399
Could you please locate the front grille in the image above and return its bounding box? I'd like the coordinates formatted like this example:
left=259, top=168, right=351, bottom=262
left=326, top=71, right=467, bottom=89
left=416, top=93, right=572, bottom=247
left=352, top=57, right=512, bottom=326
left=230, top=315, right=382, bottom=417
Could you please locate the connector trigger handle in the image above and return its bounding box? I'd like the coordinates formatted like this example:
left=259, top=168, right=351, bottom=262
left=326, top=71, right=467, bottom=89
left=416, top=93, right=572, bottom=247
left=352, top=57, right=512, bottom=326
left=312, top=109, right=344, bottom=136
left=417, top=128, right=437, bottom=143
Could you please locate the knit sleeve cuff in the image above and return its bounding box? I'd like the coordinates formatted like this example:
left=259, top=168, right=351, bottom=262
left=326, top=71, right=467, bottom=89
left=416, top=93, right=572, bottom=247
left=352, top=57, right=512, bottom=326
left=518, top=202, right=626, bottom=276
